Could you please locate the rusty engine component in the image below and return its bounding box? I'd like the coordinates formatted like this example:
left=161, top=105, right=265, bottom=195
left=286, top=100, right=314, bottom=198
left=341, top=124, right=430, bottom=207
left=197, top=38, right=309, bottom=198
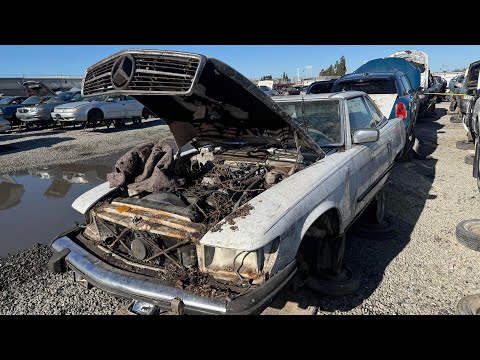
left=81, top=146, right=300, bottom=290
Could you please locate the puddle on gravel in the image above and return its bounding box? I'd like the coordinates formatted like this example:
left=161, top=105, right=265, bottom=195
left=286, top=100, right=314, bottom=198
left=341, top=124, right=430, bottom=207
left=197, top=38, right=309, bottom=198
left=0, top=163, right=112, bottom=257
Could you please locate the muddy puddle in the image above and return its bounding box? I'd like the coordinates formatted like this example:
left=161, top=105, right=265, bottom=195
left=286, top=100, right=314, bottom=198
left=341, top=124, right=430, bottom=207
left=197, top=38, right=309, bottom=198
left=0, top=163, right=112, bottom=257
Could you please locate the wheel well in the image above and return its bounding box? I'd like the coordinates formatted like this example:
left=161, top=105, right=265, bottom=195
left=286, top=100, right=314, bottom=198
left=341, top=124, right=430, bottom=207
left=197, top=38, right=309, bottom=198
left=297, top=209, right=340, bottom=270
left=88, top=108, right=103, bottom=118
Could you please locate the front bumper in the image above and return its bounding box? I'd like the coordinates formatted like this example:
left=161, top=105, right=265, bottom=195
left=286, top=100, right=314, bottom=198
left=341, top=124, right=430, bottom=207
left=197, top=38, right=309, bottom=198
left=16, top=112, right=52, bottom=122
left=50, top=232, right=296, bottom=315
left=51, top=111, right=87, bottom=122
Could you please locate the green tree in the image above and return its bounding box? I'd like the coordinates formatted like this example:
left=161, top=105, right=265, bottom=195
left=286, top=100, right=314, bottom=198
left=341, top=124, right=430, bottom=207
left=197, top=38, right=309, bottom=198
left=339, top=56, right=347, bottom=76
left=319, top=56, right=347, bottom=77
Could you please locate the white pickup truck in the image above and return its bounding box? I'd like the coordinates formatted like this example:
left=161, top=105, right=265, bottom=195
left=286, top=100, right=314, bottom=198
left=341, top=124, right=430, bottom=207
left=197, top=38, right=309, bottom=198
left=49, top=49, right=405, bottom=315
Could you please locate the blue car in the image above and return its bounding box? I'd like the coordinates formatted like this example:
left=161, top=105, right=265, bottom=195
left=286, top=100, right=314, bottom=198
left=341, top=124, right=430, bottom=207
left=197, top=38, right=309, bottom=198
left=331, top=58, right=421, bottom=155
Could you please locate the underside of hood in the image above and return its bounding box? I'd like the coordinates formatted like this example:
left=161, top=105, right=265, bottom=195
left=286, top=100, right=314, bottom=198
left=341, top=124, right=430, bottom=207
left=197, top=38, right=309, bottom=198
left=22, top=81, right=58, bottom=98
left=81, top=50, right=323, bottom=156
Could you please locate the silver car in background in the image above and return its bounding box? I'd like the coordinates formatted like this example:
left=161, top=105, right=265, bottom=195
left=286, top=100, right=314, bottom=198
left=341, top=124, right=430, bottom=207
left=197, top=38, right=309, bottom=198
left=51, top=94, right=146, bottom=128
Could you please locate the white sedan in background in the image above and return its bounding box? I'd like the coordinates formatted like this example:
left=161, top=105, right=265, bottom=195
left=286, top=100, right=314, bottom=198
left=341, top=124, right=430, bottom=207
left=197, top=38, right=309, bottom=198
left=51, top=94, right=146, bottom=127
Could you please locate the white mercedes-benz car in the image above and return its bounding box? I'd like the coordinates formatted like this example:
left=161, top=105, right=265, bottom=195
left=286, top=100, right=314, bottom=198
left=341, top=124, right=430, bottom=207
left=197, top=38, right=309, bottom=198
left=49, top=49, right=405, bottom=315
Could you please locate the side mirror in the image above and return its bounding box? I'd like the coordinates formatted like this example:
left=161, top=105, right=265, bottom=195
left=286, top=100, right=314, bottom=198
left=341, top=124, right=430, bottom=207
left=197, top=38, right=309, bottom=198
left=352, top=128, right=379, bottom=144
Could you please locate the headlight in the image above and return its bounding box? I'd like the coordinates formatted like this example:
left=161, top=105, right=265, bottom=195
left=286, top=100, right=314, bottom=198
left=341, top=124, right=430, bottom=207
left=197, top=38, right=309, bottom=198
left=62, top=108, right=81, bottom=112
left=36, top=107, right=46, bottom=111
left=201, top=245, right=262, bottom=281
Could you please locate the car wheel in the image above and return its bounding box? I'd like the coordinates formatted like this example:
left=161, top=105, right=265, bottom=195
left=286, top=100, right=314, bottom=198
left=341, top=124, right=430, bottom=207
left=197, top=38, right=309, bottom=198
left=467, top=130, right=474, bottom=142
left=306, top=265, right=360, bottom=297
left=457, top=294, right=480, bottom=315
left=114, top=119, right=125, bottom=128
left=456, top=219, right=480, bottom=252
left=132, top=116, right=142, bottom=126
left=142, top=108, right=152, bottom=120
left=87, top=109, right=103, bottom=127
left=456, top=141, right=475, bottom=150
left=360, top=191, right=385, bottom=224
left=449, top=100, right=457, bottom=112
left=465, top=154, right=475, bottom=165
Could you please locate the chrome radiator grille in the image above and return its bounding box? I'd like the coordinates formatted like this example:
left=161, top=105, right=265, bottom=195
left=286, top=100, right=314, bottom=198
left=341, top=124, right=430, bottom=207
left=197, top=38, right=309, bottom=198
left=82, top=50, right=205, bottom=97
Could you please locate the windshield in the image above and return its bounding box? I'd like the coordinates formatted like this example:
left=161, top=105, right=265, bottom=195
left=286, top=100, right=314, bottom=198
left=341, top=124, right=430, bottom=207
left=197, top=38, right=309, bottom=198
left=333, top=79, right=397, bottom=94
left=44, top=97, right=63, bottom=104
left=57, top=92, right=74, bottom=101
left=276, top=99, right=342, bottom=146
left=0, top=97, right=14, bottom=105
left=21, top=96, right=41, bottom=105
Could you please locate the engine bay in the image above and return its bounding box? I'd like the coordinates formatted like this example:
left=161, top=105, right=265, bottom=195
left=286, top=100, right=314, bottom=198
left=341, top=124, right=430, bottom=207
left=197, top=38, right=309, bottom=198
left=78, top=145, right=315, bottom=296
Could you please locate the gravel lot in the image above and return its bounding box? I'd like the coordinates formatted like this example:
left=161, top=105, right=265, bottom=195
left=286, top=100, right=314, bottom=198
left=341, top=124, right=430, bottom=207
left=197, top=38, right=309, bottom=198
left=2, top=103, right=480, bottom=315
left=0, top=119, right=172, bottom=173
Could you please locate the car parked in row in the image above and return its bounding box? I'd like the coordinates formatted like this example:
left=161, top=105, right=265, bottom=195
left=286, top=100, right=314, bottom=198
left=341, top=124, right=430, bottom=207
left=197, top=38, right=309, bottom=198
left=15, top=81, right=83, bottom=128
left=0, top=96, right=49, bottom=126
left=51, top=94, right=146, bottom=128
left=306, top=79, right=337, bottom=94
left=331, top=57, right=420, bottom=156
left=49, top=49, right=405, bottom=315
left=389, top=50, right=440, bottom=115
left=257, top=85, right=279, bottom=97
left=457, top=61, right=480, bottom=142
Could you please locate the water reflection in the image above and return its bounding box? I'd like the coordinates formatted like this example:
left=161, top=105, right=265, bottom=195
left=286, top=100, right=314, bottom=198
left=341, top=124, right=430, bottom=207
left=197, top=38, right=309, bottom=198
left=0, top=163, right=112, bottom=256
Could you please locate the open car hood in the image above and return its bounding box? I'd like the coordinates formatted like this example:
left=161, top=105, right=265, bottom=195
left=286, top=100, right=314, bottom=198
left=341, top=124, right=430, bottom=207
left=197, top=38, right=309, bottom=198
left=22, top=81, right=58, bottom=98
left=81, top=49, right=324, bottom=156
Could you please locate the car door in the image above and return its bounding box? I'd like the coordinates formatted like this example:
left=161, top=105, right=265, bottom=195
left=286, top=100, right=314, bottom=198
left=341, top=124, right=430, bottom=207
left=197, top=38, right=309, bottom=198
left=104, top=95, right=126, bottom=119
left=125, top=96, right=143, bottom=117
left=346, top=96, right=390, bottom=215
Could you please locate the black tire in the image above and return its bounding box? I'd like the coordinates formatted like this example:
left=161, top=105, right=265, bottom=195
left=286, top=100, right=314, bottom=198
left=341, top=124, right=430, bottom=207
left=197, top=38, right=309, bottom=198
left=142, top=108, right=151, bottom=120
left=465, top=154, right=474, bottom=165
left=456, top=219, right=480, bottom=251
left=132, top=116, right=142, bottom=126
left=450, top=115, right=462, bottom=123
left=449, top=100, right=457, bottom=112
left=114, top=119, right=125, bottom=128
left=306, top=266, right=360, bottom=297
left=456, top=141, right=475, bottom=150
left=87, top=109, right=103, bottom=126
left=360, top=191, right=385, bottom=224
left=352, top=216, right=399, bottom=240
left=457, top=294, right=480, bottom=315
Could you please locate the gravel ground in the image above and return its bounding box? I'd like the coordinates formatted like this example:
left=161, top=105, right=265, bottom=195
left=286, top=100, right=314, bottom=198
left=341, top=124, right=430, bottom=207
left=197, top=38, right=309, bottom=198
left=0, top=119, right=172, bottom=173
left=2, top=102, right=480, bottom=315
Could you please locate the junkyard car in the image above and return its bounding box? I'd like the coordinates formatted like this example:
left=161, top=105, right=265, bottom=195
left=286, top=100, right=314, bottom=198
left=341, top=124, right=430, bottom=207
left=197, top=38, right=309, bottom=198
left=331, top=58, right=419, bottom=156
left=15, top=81, right=83, bottom=127
left=306, top=79, right=337, bottom=94
left=0, top=96, right=48, bottom=126
left=49, top=50, right=405, bottom=315
left=51, top=94, right=145, bottom=128
left=258, top=85, right=279, bottom=96
left=456, top=61, right=480, bottom=142
left=0, top=116, right=11, bottom=133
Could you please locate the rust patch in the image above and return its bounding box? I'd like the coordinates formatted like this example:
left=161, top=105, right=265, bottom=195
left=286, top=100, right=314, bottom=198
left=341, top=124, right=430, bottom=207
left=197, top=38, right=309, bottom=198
left=211, top=204, right=254, bottom=233
left=115, top=205, right=131, bottom=213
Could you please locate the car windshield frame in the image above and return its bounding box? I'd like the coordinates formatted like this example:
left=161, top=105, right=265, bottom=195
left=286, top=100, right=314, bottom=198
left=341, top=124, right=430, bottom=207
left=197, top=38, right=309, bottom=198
left=333, top=78, right=398, bottom=94
left=275, top=98, right=344, bottom=147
